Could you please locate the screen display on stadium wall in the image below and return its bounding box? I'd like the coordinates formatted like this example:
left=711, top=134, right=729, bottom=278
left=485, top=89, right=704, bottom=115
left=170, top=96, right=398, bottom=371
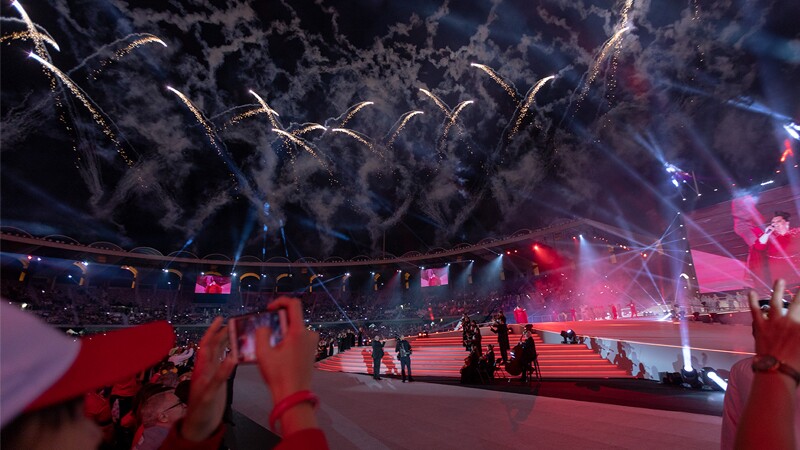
left=686, top=185, right=800, bottom=293
left=420, top=267, right=449, bottom=287
left=194, top=275, right=232, bottom=294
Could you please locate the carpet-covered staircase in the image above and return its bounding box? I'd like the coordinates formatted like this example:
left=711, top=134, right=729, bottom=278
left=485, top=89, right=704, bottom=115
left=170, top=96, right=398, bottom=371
left=316, top=329, right=630, bottom=379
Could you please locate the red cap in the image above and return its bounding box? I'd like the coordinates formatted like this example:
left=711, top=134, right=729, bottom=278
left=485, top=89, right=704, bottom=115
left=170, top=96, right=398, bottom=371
left=1, top=302, right=175, bottom=427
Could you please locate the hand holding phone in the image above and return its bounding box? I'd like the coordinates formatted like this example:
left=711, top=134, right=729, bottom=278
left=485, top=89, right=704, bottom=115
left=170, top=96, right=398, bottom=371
left=228, top=309, right=287, bottom=363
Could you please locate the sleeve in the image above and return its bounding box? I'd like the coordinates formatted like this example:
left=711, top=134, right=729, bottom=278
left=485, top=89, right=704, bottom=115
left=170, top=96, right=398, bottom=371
left=158, top=419, right=226, bottom=450
left=275, top=428, right=330, bottom=450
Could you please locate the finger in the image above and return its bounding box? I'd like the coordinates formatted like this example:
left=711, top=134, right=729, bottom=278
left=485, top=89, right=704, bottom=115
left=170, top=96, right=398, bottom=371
left=268, top=297, right=303, bottom=332
left=201, top=317, right=224, bottom=348
left=748, top=290, right=763, bottom=326
left=788, top=291, right=800, bottom=322
left=255, top=326, right=273, bottom=360
left=770, top=279, right=786, bottom=320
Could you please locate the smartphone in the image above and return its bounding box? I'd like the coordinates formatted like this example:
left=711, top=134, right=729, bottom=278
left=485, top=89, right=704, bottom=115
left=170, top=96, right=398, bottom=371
left=228, top=309, right=287, bottom=363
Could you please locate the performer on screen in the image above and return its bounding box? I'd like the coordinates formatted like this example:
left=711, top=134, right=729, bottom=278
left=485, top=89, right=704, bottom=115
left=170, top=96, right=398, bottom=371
left=753, top=211, right=800, bottom=290
left=732, top=195, right=769, bottom=293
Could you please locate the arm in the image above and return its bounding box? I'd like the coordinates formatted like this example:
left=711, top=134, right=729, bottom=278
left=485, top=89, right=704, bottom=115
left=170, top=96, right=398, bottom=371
left=735, top=280, right=800, bottom=449
left=255, top=298, right=328, bottom=446
left=161, top=317, right=236, bottom=449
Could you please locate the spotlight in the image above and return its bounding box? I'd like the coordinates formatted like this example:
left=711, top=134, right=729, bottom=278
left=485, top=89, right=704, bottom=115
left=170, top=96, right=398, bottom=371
left=163, top=269, right=169, bottom=273
left=701, top=367, right=727, bottom=391
left=680, top=367, right=704, bottom=389
left=560, top=329, right=577, bottom=344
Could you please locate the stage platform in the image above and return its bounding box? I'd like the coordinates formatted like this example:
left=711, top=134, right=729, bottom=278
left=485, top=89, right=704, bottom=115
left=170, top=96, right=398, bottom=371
left=531, top=317, right=755, bottom=380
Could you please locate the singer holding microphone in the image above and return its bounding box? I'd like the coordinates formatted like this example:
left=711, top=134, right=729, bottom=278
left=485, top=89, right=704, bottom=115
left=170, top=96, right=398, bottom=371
left=754, top=211, right=800, bottom=290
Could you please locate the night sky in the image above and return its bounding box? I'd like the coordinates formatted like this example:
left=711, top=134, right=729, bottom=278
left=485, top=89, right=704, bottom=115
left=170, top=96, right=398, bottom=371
left=1, top=0, right=798, bottom=260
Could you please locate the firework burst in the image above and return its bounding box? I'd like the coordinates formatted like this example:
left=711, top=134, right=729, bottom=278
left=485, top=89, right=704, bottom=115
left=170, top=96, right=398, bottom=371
left=29, top=53, right=133, bottom=166
left=166, top=86, right=221, bottom=154
left=470, top=63, right=518, bottom=103
left=509, top=75, right=555, bottom=139
left=387, top=111, right=424, bottom=146
left=418, top=88, right=451, bottom=116
left=440, top=100, right=474, bottom=143
left=0, top=30, right=60, bottom=51
left=339, top=101, right=374, bottom=127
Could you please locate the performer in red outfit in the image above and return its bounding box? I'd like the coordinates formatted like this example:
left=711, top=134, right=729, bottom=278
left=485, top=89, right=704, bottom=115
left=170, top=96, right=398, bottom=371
left=753, top=211, right=800, bottom=290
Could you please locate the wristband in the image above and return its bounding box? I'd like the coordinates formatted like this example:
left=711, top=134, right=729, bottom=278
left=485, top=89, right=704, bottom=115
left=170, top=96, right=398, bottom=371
left=268, top=390, right=319, bottom=431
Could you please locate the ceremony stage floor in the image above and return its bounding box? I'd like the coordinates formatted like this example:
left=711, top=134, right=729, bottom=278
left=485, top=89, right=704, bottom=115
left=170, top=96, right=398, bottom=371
left=226, top=318, right=742, bottom=449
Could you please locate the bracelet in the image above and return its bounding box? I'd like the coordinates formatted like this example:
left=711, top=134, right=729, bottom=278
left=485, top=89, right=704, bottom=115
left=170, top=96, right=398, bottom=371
left=268, top=390, right=319, bottom=431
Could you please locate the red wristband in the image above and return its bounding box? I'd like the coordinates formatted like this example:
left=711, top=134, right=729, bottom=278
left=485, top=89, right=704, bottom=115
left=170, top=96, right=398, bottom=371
left=268, top=390, right=319, bottom=431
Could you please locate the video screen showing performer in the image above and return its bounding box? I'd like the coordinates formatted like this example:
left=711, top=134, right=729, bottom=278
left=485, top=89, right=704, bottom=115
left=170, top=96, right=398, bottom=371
left=420, top=267, right=449, bottom=287
left=687, top=185, right=800, bottom=294
left=194, top=275, right=232, bottom=294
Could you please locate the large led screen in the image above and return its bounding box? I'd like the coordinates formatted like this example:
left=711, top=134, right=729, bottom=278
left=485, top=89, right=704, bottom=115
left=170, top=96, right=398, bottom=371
left=420, top=267, right=449, bottom=288
left=194, top=275, right=232, bottom=294
left=686, top=185, right=800, bottom=293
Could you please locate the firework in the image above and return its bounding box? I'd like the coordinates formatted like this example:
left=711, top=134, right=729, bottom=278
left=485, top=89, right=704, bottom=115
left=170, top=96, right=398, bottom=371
left=293, top=123, right=327, bottom=135
left=387, top=111, right=424, bottom=146
left=87, top=34, right=168, bottom=79
left=28, top=53, right=134, bottom=166
left=470, top=63, right=518, bottom=103
left=332, top=128, right=380, bottom=156
left=339, top=101, right=374, bottom=127
left=166, top=86, right=221, bottom=154
left=441, top=100, right=474, bottom=142
left=248, top=90, right=281, bottom=129
left=579, top=26, right=631, bottom=102
left=222, top=107, right=263, bottom=130
left=509, top=75, right=555, bottom=138
left=0, top=30, right=60, bottom=51
left=273, top=129, right=330, bottom=171
left=115, top=34, right=167, bottom=59
left=419, top=88, right=451, bottom=116
left=11, top=1, right=48, bottom=59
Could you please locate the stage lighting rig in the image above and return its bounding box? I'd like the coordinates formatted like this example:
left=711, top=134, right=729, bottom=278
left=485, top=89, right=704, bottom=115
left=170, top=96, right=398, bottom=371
left=680, top=367, right=704, bottom=389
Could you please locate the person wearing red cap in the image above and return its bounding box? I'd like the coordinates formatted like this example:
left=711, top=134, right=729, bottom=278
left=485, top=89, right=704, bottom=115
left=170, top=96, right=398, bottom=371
left=1, top=296, right=329, bottom=449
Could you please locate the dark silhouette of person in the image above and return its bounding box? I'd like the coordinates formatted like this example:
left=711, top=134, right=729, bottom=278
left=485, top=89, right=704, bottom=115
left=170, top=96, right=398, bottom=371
left=491, top=311, right=510, bottom=363
left=371, top=337, right=385, bottom=380
left=394, top=335, right=414, bottom=382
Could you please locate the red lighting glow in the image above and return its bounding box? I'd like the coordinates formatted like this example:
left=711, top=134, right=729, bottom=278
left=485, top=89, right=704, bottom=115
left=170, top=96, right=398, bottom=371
left=780, top=139, right=794, bottom=163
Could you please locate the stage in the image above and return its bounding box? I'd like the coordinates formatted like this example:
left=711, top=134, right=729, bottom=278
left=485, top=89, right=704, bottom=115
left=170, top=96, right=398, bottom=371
left=531, top=316, right=755, bottom=380
left=227, top=318, right=740, bottom=449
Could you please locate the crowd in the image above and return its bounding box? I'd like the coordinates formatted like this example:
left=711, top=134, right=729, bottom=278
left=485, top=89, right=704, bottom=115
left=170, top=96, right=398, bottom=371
left=1, top=296, right=328, bottom=449
left=1, top=276, right=798, bottom=449
left=2, top=278, right=755, bottom=337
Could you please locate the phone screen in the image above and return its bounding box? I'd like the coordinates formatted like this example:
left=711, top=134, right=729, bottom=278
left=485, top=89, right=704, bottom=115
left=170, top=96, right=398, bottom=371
left=228, top=309, right=287, bottom=363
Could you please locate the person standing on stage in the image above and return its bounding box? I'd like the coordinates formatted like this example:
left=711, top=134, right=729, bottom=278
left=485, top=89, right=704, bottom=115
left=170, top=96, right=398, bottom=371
left=490, top=311, right=510, bottom=363
left=519, top=327, right=538, bottom=382
left=371, top=336, right=385, bottom=380
left=394, top=335, right=414, bottom=382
